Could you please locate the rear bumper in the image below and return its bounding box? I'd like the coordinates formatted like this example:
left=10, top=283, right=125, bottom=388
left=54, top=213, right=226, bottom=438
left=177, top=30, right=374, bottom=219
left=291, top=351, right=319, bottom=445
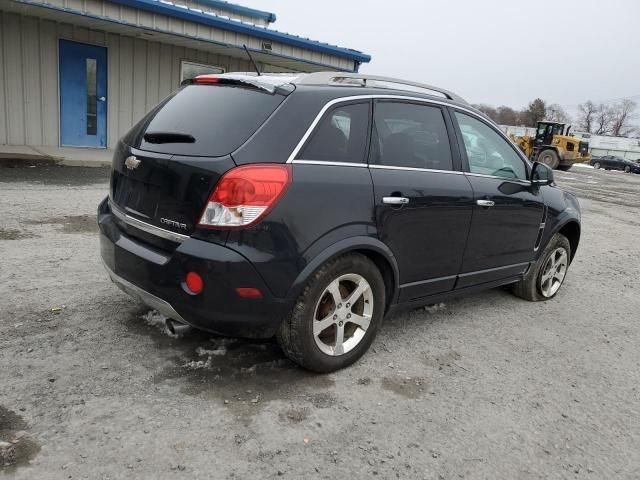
left=98, top=197, right=290, bottom=338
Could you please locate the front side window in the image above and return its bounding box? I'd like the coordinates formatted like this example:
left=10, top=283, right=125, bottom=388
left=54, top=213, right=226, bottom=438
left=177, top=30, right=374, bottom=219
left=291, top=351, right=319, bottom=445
left=298, top=103, right=369, bottom=163
left=370, top=102, right=453, bottom=171
left=455, top=112, right=527, bottom=180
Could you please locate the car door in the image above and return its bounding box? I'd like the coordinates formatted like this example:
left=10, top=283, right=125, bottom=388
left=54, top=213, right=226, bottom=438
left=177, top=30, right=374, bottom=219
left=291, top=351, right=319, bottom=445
left=369, top=100, right=474, bottom=301
left=451, top=110, right=545, bottom=288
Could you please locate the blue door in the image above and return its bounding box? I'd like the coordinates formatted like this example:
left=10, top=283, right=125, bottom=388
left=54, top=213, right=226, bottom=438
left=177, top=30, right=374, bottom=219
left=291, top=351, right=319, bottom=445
left=59, top=40, right=107, bottom=148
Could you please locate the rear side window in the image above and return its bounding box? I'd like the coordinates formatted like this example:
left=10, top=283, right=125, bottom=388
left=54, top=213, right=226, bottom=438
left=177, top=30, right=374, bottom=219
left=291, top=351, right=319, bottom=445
left=127, top=85, right=285, bottom=156
left=370, top=102, right=453, bottom=171
left=297, top=103, right=369, bottom=163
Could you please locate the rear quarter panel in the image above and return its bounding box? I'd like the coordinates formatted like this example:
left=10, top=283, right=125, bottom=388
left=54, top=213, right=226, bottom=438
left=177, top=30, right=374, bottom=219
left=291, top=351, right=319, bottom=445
left=224, top=164, right=376, bottom=298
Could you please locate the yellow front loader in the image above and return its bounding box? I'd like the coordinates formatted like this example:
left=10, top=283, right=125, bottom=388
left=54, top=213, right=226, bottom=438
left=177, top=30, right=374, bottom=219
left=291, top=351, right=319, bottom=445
left=510, top=121, right=591, bottom=171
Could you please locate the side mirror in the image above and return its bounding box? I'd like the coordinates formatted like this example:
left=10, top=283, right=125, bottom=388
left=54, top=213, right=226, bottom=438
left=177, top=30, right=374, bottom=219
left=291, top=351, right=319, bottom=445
left=531, top=161, right=554, bottom=186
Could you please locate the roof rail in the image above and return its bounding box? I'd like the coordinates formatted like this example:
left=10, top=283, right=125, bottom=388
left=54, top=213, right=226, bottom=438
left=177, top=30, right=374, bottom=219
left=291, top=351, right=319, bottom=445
left=295, top=72, right=467, bottom=104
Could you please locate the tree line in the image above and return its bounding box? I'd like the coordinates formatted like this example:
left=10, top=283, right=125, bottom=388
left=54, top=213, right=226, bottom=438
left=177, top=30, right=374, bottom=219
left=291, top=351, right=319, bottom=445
left=473, top=98, right=637, bottom=137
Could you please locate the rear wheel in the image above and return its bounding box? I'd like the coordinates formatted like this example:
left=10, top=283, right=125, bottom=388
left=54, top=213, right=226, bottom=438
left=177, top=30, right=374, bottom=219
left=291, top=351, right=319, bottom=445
left=512, top=233, right=571, bottom=302
left=277, top=253, right=385, bottom=372
left=593, top=161, right=601, bottom=169
left=538, top=149, right=560, bottom=169
left=624, top=165, right=631, bottom=173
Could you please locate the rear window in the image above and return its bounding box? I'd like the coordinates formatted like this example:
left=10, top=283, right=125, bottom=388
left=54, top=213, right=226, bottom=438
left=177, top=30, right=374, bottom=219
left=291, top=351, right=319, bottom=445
left=126, top=85, right=285, bottom=157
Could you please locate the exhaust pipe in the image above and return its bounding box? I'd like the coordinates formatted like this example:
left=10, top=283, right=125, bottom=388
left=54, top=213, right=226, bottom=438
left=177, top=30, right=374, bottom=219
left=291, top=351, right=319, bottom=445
left=165, top=318, right=192, bottom=335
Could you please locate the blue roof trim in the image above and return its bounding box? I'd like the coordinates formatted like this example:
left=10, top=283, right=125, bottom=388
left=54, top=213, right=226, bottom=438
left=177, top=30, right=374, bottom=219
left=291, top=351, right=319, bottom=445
left=192, top=0, right=276, bottom=23
left=21, top=0, right=358, bottom=72
left=108, top=0, right=371, bottom=63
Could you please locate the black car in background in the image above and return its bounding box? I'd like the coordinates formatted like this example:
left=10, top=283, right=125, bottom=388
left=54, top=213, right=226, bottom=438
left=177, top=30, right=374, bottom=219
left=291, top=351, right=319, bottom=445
left=98, top=72, right=581, bottom=372
left=591, top=155, right=640, bottom=173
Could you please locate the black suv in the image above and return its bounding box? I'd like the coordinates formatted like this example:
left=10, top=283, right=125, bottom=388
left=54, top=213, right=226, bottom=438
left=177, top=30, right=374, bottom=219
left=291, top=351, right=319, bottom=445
left=98, top=72, right=581, bottom=372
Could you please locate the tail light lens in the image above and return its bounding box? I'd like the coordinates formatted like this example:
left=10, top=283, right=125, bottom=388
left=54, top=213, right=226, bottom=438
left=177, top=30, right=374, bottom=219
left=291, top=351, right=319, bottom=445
left=198, top=164, right=291, bottom=228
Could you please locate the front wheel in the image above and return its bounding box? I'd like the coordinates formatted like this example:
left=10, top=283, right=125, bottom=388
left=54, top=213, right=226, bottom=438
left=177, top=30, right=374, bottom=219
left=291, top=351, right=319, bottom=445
left=624, top=166, right=631, bottom=173
left=538, top=150, right=560, bottom=169
left=593, top=162, right=601, bottom=169
left=512, top=233, right=571, bottom=302
left=277, top=253, right=385, bottom=372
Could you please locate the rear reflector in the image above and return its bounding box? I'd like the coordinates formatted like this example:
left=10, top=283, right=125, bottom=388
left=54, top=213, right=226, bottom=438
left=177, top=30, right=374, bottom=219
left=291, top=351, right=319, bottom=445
left=198, top=164, right=291, bottom=229
left=184, top=272, right=204, bottom=294
left=235, top=287, right=263, bottom=299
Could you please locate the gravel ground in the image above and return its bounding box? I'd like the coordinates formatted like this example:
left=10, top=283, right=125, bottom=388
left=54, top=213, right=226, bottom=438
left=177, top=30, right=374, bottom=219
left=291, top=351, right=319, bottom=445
left=1, top=163, right=639, bottom=479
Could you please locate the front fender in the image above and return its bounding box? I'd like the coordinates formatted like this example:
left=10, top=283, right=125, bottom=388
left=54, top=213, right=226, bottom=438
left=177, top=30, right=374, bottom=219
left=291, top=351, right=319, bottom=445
left=285, top=236, right=400, bottom=304
left=537, top=187, right=581, bottom=260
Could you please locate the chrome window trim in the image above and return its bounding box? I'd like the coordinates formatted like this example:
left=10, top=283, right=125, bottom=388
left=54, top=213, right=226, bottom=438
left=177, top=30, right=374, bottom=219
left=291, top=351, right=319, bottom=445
left=109, top=200, right=189, bottom=243
left=291, top=159, right=368, bottom=167
left=369, top=164, right=463, bottom=175
left=464, top=172, right=532, bottom=185
left=286, top=94, right=530, bottom=172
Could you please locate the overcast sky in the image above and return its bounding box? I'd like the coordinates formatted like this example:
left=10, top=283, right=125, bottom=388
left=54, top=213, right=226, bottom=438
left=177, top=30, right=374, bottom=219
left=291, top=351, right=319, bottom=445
left=244, top=0, right=640, bottom=115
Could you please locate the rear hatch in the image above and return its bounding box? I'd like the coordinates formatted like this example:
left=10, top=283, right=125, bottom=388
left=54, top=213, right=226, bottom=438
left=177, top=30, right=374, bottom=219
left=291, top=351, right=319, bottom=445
left=110, top=81, right=288, bottom=247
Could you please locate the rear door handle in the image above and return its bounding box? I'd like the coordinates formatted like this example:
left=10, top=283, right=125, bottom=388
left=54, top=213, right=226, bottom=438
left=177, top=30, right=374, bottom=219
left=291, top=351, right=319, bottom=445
left=476, top=199, right=495, bottom=207
left=382, top=196, right=409, bottom=205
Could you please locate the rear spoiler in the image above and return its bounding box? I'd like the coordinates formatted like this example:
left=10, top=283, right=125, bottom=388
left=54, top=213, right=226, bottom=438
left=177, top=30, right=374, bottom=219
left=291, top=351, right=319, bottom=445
left=181, top=73, right=297, bottom=95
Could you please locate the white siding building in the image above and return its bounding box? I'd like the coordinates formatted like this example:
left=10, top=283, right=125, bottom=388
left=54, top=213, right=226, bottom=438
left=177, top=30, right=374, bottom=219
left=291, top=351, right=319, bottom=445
left=0, top=0, right=370, bottom=159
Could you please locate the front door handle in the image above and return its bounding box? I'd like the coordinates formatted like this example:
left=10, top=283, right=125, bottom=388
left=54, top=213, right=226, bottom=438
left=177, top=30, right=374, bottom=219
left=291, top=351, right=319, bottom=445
left=476, top=199, right=495, bottom=207
left=383, top=196, right=409, bottom=205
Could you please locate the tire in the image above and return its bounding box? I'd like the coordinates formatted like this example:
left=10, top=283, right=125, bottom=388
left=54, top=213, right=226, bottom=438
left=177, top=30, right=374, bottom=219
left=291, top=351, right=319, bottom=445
left=557, top=164, right=573, bottom=171
left=624, top=166, right=631, bottom=173
left=277, top=253, right=385, bottom=373
left=512, top=233, right=571, bottom=302
left=593, top=162, right=601, bottom=169
left=538, top=149, right=560, bottom=169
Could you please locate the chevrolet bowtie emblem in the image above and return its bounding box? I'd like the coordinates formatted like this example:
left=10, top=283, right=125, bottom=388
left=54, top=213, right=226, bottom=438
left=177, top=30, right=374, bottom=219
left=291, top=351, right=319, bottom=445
left=124, top=155, right=141, bottom=170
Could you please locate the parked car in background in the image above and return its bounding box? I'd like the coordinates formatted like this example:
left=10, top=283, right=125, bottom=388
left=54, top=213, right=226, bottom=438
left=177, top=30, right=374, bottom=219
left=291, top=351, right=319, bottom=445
left=591, top=155, right=640, bottom=173
left=98, top=72, right=581, bottom=372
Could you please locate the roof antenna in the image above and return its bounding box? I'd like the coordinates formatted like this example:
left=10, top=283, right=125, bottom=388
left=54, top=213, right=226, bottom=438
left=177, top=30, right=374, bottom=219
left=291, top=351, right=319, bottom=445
left=243, top=44, right=261, bottom=76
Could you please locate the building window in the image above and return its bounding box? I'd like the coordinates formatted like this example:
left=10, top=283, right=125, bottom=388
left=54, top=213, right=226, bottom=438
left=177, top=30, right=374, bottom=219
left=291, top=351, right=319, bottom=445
left=180, top=61, right=225, bottom=82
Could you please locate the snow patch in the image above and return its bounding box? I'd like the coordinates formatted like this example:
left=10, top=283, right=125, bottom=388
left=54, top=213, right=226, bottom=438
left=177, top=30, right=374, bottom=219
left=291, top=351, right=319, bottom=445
left=141, top=310, right=180, bottom=338
left=424, top=303, right=446, bottom=313
left=573, top=163, right=594, bottom=169
left=183, top=357, right=212, bottom=370
left=196, top=346, right=227, bottom=357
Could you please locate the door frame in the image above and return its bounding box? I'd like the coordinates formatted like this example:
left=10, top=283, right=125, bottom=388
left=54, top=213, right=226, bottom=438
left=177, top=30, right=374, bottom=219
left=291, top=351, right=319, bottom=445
left=57, top=37, right=109, bottom=148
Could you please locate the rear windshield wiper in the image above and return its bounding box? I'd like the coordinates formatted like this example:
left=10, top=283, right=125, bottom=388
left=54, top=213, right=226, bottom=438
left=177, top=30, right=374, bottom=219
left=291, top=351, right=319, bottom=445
left=143, top=132, right=195, bottom=144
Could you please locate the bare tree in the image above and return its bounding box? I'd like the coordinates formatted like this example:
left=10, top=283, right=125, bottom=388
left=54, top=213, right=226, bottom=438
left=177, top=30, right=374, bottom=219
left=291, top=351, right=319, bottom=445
left=594, top=104, right=614, bottom=135
left=610, top=99, right=637, bottom=137
left=495, top=106, right=518, bottom=126
left=473, top=104, right=498, bottom=122
left=546, top=104, right=571, bottom=123
left=577, top=101, right=597, bottom=133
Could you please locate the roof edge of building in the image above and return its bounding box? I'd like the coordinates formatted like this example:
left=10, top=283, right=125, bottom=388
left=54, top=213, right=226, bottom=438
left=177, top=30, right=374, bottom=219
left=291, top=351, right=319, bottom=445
left=109, top=0, right=371, bottom=63
left=191, top=0, right=276, bottom=23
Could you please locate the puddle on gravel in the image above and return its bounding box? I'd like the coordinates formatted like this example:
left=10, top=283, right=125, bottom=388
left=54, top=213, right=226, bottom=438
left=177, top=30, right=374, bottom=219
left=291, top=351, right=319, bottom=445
left=25, top=215, right=98, bottom=234
left=126, top=309, right=335, bottom=420
left=0, top=406, right=40, bottom=472
left=0, top=228, right=37, bottom=240
left=381, top=377, right=427, bottom=399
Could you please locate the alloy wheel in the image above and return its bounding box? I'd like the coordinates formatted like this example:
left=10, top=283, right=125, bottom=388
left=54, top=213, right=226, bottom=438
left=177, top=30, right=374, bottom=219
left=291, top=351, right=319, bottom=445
left=312, top=273, right=373, bottom=356
left=539, top=247, right=568, bottom=298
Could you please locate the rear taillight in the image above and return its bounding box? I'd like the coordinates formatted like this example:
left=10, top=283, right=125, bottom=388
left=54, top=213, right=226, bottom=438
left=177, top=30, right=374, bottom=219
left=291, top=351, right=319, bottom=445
left=198, top=164, right=291, bottom=229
